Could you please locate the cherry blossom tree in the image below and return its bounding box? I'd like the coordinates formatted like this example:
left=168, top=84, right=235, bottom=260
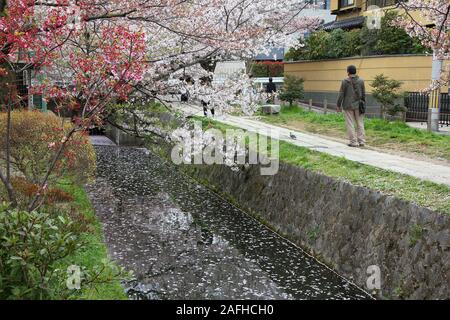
left=396, top=0, right=450, bottom=88
left=1, top=0, right=321, bottom=210
left=1, top=1, right=148, bottom=210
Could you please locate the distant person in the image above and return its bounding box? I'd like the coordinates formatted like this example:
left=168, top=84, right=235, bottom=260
left=180, top=88, right=189, bottom=103
left=200, top=76, right=214, bottom=117
left=202, top=100, right=215, bottom=117
left=337, top=65, right=366, bottom=147
left=266, top=77, right=277, bottom=94
left=266, top=77, right=277, bottom=103
left=180, top=75, right=193, bottom=103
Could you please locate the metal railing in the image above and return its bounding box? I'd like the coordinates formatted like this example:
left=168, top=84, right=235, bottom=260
left=404, top=92, right=450, bottom=126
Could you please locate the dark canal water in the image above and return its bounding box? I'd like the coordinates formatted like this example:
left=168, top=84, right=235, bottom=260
left=86, top=144, right=371, bottom=300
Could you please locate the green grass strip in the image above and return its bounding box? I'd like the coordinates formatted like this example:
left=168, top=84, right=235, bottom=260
left=58, top=181, right=128, bottom=300
left=260, top=105, right=450, bottom=161
left=197, top=117, right=450, bottom=215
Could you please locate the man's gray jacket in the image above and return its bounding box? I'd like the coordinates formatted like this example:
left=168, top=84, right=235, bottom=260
left=337, top=76, right=366, bottom=111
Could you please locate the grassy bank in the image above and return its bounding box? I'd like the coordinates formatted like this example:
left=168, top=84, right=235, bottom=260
left=259, top=105, right=450, bottom=162
left=198, top=117, right=450, bottom=215
left=59, top=182, right=128, bottom=300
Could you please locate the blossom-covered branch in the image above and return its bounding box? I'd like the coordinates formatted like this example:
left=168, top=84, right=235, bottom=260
left=395, top=0, right=450, bottom=88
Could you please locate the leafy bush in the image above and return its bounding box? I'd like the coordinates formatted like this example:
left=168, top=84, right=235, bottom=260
left=371, top=74, right=405, bottom=118
left=11, top=177, right=74, bottom=205
left=326, top=29, right=348, bottom=59
left=286, top=12, right=427, bottom=61
left=250, top=62, right=269, bottom=77
left=284, top=47, right=303, bottom=62
left=250, top=62, right=284, bottom=77
left=0, top=110, right=96, bottom=186
left=286, top=29, right=361, bottom=61
left=360, top=11, right=426, bottom=56
left=0, top=203, right=128, bottom=299
left=343, top=29, right=362, bottom=57
left=303, top=30, right=330, bottom=60
left=279, top=75, right=305, bottom=106
left=266, top=62, right=284, bottom=77
left=0, top=203, right=81, bottom=299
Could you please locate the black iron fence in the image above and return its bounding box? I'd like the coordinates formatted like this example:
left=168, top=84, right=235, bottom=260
left=404, top=92, right=450, bottom=126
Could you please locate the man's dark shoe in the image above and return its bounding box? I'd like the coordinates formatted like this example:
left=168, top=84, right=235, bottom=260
left=348, top=143, right=358, bottom=147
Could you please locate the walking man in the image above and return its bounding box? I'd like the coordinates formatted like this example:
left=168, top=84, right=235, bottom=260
left=265, top=77, right=277, bottom=103
left=337, top=65, right=366, bottom=147
left=200, top=76, right=214, bottom=117
left=266, top=77, right=277, bottom=94
left=202, top=100, right=215, bottom=117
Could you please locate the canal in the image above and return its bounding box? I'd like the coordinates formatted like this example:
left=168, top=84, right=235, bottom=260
left=86, top=142, right=371, bottom=300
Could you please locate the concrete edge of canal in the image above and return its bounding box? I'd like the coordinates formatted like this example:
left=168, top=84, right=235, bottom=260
left=182, top=162, right=450, bottom=300
left=104, top=126, right=450, bottom=300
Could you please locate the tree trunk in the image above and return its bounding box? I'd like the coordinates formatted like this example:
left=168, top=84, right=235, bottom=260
left=0, top=62, right=17, bottom=207
left=0, top=171, right=17, bottom=207
left=6, top=86, right=11, bottom=184
left=0, top=99, right=16, bottom=207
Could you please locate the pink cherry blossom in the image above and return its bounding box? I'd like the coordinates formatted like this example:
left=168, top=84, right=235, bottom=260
left=395, top=1, right=450, bottom=88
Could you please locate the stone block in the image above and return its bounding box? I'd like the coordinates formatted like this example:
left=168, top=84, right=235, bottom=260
left=261, top=104, right=281, bottom=114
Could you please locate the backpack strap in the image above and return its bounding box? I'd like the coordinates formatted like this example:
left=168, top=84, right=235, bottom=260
left=349, top=77, right=361, bottom=101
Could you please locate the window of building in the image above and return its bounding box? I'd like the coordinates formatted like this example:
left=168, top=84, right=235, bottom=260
left=366, top=0, right=398, bottom=8
left=340, top=0, right=355, bottom=8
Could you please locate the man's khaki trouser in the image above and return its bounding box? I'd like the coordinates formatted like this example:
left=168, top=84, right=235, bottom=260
left=343, top=109, right=366, bottom=145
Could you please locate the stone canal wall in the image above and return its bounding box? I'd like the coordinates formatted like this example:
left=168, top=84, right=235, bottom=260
left=105, top=125, right=145, bottom=146
left=181, top=162, right=450, bottom=300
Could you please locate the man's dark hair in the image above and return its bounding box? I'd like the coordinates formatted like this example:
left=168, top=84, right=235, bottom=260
left=347, top=65, right=357, bottom=75
left=269, top=77, right=273, bottom=82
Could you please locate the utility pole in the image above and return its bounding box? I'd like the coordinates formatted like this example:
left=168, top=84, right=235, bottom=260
left=428, top=52, right=442, bottom=132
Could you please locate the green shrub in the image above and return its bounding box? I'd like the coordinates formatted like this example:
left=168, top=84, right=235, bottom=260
left=286, top=12, right=427, bottom=61
left=0, top=204, right=81, bottom=299
left=343, top=29, right=362, bottom=57
left=285, top=31, right=329, bottom=61
left=284, top=43, right=306, bottom=62
left=0, top=203, right=128, bottom=300
left=304, top=30, right=330, bottom=60
left=250, top=62, right=269, bottom=77
left=360, top=11, right=427, bottom=56
left=249, top=62, right=284, bottom=77
left=286, top=29, right=361, bottom=61
left=9, top=176, right=75, bottom=207
left=279, top=75, right=305, bottom=106
left=326, top=29, right=347, bottom=59
left=267, top=62, right=284, bottom=77
left=371, top=74, right=405, bottom=118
